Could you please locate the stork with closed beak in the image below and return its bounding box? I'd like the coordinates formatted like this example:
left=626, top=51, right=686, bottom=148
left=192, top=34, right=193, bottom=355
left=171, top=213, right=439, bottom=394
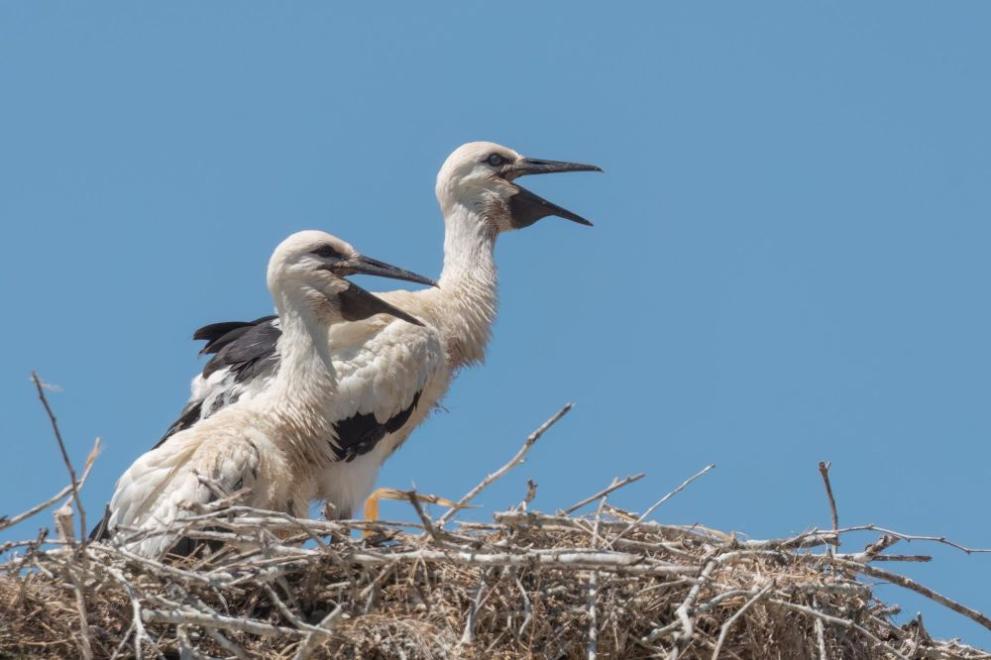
left=95, top=231, right=435, bottom=556
left=150, top=142, right=601, bottom=522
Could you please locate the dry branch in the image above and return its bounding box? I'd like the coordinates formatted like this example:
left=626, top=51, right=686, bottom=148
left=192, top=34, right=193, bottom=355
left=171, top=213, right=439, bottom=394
left=2, top=399, right=990, bottom=659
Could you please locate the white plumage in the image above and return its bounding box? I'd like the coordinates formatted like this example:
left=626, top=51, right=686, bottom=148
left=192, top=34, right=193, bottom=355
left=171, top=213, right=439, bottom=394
left=101, top=231, right=436, bottom=556
left=101, top=142, right=600, bottom=552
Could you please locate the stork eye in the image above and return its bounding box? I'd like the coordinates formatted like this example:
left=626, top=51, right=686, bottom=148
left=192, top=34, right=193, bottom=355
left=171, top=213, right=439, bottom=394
left=311, top=244, right=344, bottom=259
left=486, top=153, right=506, bottom=167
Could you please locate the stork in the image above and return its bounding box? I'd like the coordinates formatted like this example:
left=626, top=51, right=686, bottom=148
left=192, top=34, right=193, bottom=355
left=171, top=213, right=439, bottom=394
left=94, top=230, right=436, bottom=557
left=152, top=142, right=601, bottom=521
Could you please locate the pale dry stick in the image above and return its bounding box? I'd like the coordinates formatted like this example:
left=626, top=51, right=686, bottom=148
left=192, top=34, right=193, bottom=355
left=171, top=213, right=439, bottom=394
left=108, top=619, right=137, bottom=660
left=263, top=583, right=322, bottom=634
left=176, top=626, right=203, bottom=660
left=207, top=629, right=250, bottom=660
left=143, top=608, right=305, bottom=637
left=818, top=523, right=991, bottom=555
left=0, top=437, right=100, bottom=534
left=437, top=403, right=573, bottom=527
left=31, top=371, right=89, bottom=540
left=835, top=552, right=931, bottom=563
left=586, top=570, right=599, bottom=660
left=587, top=496, right=608, bottom=660
left=563, top=472, right=646, bottom=515
left=609, top=464, right=716, bottom=548
left=812, top=596, right=828, bottom=660
left=710, top=580, right=774, bottom=660
left=461, top=568, right=496, bottom=645
left=291, top=605, right=344, bottom=660
left=94, top=545, right=231, bottom=587
left=101, top=564, right=162, bottom=660
left=768, top=598, right=910, bottom=660
left=515, top=575, right=533, bottom=640
left=817, top=461, right=839, bottom=552
left=54, top=499, right=75, bottom=543
left=404, top=490, right=445, bottom=544
left=665, top=556, right=718, bottom=656
left=63, top=562, right=93, bottom=660
left=833, top=558, right=991, bottom=631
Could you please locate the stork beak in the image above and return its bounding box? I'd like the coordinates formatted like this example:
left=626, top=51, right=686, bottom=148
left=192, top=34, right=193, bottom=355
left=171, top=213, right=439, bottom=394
left=512, top=158, right=602, bottom=177
left=338, top=282, right=426, bottom=326
left=345, top=255, right=438, bottom=288
left=505, top=157, right=601, bottom=229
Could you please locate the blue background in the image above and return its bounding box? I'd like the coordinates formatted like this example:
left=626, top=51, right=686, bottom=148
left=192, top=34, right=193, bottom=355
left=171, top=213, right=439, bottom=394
left=2, top=2, right=990, bottom=646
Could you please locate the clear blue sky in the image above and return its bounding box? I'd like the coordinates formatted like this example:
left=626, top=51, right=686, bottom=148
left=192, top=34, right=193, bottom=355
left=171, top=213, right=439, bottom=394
left=2, top=1, right=990, bottom=646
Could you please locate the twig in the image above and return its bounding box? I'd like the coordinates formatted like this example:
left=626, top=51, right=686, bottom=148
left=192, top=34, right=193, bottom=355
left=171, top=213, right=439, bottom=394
left=31, top=371, right=89, bottom=541
left=609, top=464, right=715, bottom=547
left=665, top=556, right=717, bottom=655
left=437, top=403, right=573, bottom=527
left=143, top=608, right=304, bottom=637
left=817, top=461, right=839, bottom=550
left=291, top=605, right=343, bottom=660
left=586, top=496, right=609, bottom=660
left=769, top=598, right=909, bottom=660
left=63, top=562, right=93, bottom=660
left=710, top=580, right=774, bottom=660
left=562, top=472, right=646, bottom=515
left=834, top=558, right=991, bottom=631
left=0, top=437, right=101, bottom=534
left=207, top=629, right=249, bottom=660
left=461, top=568, right=495, bottom=645
left=813, top=601, right=828, bottom=659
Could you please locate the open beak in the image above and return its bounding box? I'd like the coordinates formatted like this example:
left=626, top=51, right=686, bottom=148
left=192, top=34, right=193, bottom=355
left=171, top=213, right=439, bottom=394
left=344, top=255, right=437, bottom=288
left=505, top=157, right=602, bottom=229
left=333, top=254, right=434, bottom=326
left=338, top=281, right=426, bottom=326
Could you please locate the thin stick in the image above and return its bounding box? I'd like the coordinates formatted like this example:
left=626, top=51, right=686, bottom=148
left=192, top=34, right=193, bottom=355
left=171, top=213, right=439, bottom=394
left=64, top=563, right=94, bottom=660
left=437, top=403, right=573, bottom=527
left=143, top=608, right=304, bottom=637
left=0, top=437, right=100, bottom=533
left=834, top=558, right=991, bottom=631
left=563, top=472, right=646, bottom=515
left=31, top=372, right=88, bottom=540
left=769, top=599, right=909, bottom=660
left=291, top=605, right=343, bottom=660
left=812, top=596, right=828, bottom=660
left=817, top=461, right=839, bottom=549
left=710, top=580, right=774, bottom=660
left=609, top=464, right=715, bottom=547
left=666, top=557, right=717, bottom=656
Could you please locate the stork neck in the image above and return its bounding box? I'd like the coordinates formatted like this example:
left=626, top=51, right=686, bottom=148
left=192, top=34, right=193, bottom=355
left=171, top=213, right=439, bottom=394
left=270, top=289, right=337, bottom=395
left=436, top=204, right=499, bottom=368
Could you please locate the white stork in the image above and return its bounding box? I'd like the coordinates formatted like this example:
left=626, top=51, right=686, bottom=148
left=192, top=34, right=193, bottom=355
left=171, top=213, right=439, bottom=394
left=94, top=230, right=436, bottom=557
left=129, top=141, right=601, bottom=524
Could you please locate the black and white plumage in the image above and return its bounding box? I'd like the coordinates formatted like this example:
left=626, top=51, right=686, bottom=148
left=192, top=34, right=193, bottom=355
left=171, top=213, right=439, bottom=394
left=95, top=231, right=437, bottom=556
left=146, top=141, right=601, bottom=525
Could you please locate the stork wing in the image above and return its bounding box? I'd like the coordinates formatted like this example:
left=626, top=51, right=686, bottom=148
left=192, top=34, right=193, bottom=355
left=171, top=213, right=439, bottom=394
left=324, top=312, right=446, bottom=462
left=158, top=294, right=446, bottom=464
left=96, top=426, right=263, bottom=557
left=154, top=315, right=281, bottom=447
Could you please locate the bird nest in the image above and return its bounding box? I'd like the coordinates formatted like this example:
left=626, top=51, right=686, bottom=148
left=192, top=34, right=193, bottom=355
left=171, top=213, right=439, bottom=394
left=3, top=395, right=991, bottom=659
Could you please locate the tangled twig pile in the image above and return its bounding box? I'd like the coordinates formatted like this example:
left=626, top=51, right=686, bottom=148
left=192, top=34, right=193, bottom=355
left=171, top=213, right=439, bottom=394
left=2, top=393, right=991, bottom=659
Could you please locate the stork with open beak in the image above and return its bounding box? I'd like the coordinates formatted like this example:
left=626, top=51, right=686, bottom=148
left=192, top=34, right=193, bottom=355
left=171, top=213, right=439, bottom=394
left=93, top=231, right=435, bottom=556
left=134, top=142, right=601, bottom=524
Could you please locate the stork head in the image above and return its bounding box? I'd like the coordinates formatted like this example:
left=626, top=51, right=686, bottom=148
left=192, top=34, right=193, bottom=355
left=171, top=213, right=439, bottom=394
left=435, top=141, right=601, bottom=232
left=267, top=230, right=433, bottom=326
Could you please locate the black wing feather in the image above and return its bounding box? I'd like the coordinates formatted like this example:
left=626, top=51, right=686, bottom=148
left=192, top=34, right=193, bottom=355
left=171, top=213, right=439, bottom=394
left=331, top=391, right=422, bottom=461
left=201, top=317, right=282, bottom=380
left=195, top=315, right=278, bottom=355
left=154, top=316, right=283, bottom=446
